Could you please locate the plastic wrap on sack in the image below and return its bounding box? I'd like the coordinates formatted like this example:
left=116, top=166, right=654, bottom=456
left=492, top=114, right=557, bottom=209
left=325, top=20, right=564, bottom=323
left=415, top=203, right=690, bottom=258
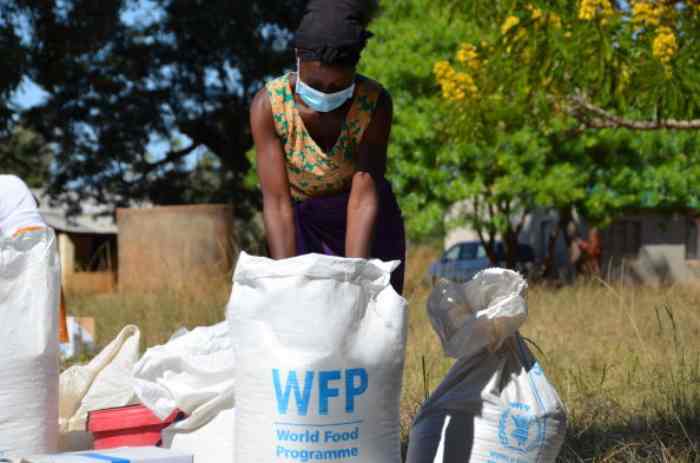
left=427, top=268, right=527, bottom=358
left=0, top=230, right=60, bottom=457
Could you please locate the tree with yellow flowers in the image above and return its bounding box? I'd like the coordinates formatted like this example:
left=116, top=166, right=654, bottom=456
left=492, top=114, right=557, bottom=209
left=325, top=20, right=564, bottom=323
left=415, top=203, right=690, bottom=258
left=428, top=0, right=700, bottom=273
left=361, top=0, right=700, bottom=273
left=437, top=0, right=700, bottom=130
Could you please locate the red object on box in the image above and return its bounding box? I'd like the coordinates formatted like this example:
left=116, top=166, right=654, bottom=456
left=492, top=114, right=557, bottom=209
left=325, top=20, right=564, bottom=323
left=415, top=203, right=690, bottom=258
left=87, top=404, right=182, bottom=450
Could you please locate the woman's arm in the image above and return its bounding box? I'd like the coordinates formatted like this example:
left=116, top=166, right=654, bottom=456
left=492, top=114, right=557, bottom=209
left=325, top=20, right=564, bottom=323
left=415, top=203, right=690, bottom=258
left=346, top=89, right=393, bottom=258
left=250, top=88, right=296, bottom=259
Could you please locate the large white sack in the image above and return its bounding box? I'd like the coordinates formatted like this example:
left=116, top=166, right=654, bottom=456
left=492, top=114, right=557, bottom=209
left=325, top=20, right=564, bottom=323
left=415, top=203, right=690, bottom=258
left=407, top=269, right=566, bottom=463
left=229, top=252, right=407, bottom=463
left=0, top=229, right=60, bottom=457
left=59, top=325, right=141, bottom=434
left=133, top=321, right=236, bottom=430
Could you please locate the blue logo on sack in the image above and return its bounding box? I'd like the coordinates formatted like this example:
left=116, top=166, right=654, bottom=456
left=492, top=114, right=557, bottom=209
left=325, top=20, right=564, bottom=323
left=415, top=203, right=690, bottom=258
left=498, top=402, right=544, bottom=453
left=272, top=368, right=368, bottom=416
left=531, top=362, right=544, bottom=376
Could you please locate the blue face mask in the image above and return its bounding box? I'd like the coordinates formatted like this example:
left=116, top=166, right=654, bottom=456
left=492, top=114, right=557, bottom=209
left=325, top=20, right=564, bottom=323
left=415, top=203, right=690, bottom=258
left=295, top=60, right=355, bottom=113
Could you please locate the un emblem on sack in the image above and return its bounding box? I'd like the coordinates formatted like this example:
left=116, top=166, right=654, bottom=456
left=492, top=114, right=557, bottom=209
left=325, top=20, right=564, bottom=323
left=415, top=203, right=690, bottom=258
left=531, top=362, right=545, bottom=376
left=498, top=402, right=544, bottom=453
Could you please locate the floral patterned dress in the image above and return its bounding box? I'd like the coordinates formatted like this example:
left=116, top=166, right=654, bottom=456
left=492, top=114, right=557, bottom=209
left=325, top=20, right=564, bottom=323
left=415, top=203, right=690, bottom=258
left=265, top=72, right=382, bottom=200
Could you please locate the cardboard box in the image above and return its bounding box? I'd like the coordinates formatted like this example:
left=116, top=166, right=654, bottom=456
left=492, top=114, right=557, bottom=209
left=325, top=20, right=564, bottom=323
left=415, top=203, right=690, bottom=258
left=60, top=316, right=96, bottom=359
left=21, top=447, right=193, bottom=463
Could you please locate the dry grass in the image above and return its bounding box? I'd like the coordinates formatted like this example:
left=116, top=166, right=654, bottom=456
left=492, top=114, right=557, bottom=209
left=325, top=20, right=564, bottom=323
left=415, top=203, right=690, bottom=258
left=66, top=246, right=700, bottom=462
left=400, top=247, right=700, bottom=462
left=66, top=273, right=231, bottom=351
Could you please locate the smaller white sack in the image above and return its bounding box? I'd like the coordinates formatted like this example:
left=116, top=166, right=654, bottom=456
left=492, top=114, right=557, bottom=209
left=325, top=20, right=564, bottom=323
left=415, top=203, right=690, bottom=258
left=59, top=325, right=141, bottom=433
left=133, top=321, right=236, bottom=431
left=407, top=269, right=566, bottom=463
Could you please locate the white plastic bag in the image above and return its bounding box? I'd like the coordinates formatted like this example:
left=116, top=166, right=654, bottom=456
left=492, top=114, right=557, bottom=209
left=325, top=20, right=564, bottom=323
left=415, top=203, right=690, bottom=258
left=229, top=252, right=407, bottom=463
left=133, top=321, right=236, bottom=463
left=428, top=269, right=527, bottom=359
left=59, top=325, right=141, bottom=434
left=407, top=269, right=566, bottom=463
left=0, top=229, right=60, bottom=457
left=133, top=322, right=235, bottom=428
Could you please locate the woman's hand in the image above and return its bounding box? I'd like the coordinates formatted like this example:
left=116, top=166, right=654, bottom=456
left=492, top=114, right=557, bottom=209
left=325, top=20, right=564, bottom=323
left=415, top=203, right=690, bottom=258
left=250, top=88, right=296, bottom=259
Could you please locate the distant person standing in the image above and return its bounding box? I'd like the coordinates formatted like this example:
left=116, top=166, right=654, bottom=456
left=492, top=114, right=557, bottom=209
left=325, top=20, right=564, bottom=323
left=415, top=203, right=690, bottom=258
left=578, top=228, right=602, bottom=276
left=250, top=0, right=406, bottom=293
left=0, top=175, right=69, bottom=342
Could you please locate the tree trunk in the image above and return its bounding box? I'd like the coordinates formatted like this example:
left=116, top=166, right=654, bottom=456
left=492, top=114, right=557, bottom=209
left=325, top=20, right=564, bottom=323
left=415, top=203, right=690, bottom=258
left=559, top=207, right=575, bottom=250
left=504, top=229, right=519, bottom=270
left=477, top=227, right=499, bottom=266
left=542, top=207, right=576, bottom=281
left=542, top=226, right=560, bottom=279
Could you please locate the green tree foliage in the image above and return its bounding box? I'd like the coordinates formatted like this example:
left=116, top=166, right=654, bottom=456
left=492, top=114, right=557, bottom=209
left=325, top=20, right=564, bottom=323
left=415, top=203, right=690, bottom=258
left=362, top=0, right=587, bottom=261
left=1, top=0, right=304, bottom=215
left=360, top=0, right=471, bottom=241
left=440, top=0, right=700, bottom=130
left=572, top=129, right=700, bottom=220
left=427, top=0, right=700, bottom=267
left=443, top=129, right=589, bottom=267
left=0, top=126, right=51, bottom=188
left=0, top=3, right=27, bottom=137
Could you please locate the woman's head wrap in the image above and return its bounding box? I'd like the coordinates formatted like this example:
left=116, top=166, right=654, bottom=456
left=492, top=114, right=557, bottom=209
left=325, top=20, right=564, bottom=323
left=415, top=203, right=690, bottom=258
left=294, top=0, right=378, bottom=66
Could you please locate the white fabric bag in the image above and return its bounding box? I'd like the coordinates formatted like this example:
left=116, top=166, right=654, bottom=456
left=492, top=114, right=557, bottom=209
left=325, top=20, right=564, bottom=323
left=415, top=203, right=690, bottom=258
left=133, top=322, right=236, bottom=463
left=133, top=322, right=235, bottom=429
left=59, top=325, right=141, bottom=435
left=0, top=229, right=60, bottom=457
left=407, top=269, right=566, bottom=463
left=229, top=252, right=407, bottom=463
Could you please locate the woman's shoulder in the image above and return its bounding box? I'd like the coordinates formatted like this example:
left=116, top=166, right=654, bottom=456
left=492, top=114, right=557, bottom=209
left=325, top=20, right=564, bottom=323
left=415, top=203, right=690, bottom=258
left=265, top=73, right=292, bottom=99
left=266, top=72, right=290, bottom=87
left=354, top=75, right=390, bottom=115
left=356, top=75, right=388, bottom=98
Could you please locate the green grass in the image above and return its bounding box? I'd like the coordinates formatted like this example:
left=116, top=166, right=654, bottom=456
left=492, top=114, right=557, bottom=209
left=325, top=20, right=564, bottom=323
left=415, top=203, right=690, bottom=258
left=66, top=246, right=700, bottom=462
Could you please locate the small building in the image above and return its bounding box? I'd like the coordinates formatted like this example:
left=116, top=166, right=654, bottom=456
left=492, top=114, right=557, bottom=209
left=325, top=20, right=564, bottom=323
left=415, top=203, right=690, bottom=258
left=34, top=190, right=118, bottom=293
left=445, top=201, right=700, bottom=284
left=601, top=211, right=700, bottom=285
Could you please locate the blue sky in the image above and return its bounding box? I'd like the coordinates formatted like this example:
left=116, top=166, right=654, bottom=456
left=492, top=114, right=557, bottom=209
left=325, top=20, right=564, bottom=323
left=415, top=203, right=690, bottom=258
left=12, top=79, right=48, bottom=109
left=10, top=0, right=201, bottom=169
left=12, top=77, right=199, bottom=169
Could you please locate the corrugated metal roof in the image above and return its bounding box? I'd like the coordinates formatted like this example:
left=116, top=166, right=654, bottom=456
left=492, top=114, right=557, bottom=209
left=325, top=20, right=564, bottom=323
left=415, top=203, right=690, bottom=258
left=39, top=209, right=118, bottom=234
left=32, top=189, right=119, bottom=235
